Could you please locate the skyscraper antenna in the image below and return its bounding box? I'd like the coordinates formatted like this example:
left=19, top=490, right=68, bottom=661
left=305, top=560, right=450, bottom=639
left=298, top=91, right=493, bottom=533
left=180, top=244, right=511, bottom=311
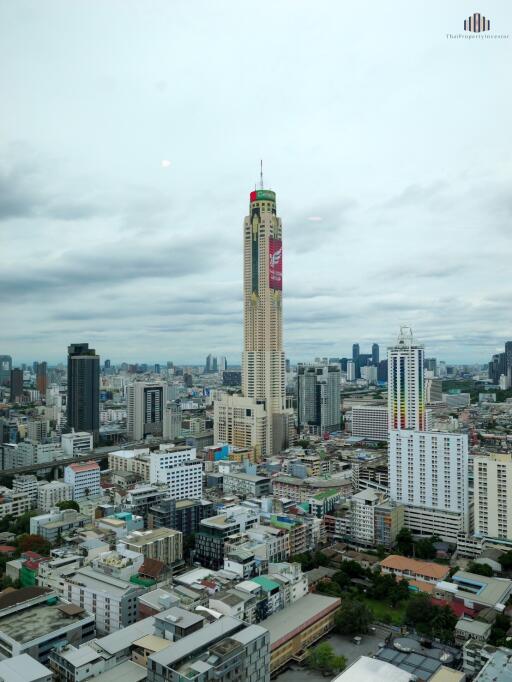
left=260, top=160, right=264, bottom=189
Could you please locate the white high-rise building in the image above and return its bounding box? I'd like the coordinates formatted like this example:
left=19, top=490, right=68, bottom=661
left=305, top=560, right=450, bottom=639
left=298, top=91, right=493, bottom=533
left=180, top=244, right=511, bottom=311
left=388, top=327, right=426, bottom=432
left=388, top=328, right=469, bottom=542
left=215, top=183, right=293, bottom=456
left=346, top=360, right=355, bottom=382
left=127, top=381, right=167, bottom=440
left=351, top=405, right=388, bottom=441
left=149, top=446, right=202, bottom=499
left=389, top=430, right=468, bottom=523
left=474, top=453, right=512, bottom=540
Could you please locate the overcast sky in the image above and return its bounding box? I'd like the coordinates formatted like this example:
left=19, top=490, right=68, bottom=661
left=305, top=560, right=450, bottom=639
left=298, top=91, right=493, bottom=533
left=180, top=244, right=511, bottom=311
left=1, top=1, right=511, bottom=365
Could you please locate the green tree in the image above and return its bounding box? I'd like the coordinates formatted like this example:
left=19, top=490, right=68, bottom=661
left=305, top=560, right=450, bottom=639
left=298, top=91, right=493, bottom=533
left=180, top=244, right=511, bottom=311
left=396, top=527, right=414, bottom=556
left=467, top=561, right=493, bottom=577
left=489, top=613, right=511, bottom=646
left=317, top=580, right=342, bottom=597
left=414, top=537, right=437, bottom=560
left=335, top=599, right=372, bottom=635
left=499, top=550, right=512, bottom=571
left=56, top=500, right=80, bottom=512
left=306, top=642, right=346, bottom=675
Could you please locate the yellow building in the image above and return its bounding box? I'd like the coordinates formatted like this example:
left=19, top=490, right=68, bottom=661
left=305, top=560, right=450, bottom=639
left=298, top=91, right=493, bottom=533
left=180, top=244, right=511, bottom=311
left=263, top=593, right=340, bottom=674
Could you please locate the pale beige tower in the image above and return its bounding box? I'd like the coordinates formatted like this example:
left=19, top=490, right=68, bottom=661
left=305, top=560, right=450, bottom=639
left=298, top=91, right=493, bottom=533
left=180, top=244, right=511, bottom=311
left=214, top=178, right=293, bottom=457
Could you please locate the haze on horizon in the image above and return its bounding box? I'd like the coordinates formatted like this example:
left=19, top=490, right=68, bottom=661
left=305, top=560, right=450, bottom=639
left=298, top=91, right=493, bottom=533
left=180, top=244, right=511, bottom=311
left=1, top=1, right=511, bottom=365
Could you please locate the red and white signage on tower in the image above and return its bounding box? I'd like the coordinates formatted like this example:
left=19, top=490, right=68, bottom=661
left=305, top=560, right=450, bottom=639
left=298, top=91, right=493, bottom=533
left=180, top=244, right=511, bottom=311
left=269, top=238, right=282, bottom=290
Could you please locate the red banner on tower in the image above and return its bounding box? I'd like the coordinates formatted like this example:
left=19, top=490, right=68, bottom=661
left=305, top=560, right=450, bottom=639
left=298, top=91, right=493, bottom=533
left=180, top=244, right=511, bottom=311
left=269, top=238, right=282, bottom=290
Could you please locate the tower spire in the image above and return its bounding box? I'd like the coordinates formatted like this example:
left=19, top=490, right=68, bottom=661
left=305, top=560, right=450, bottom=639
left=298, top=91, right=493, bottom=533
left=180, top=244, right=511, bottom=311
left=259, top=159, right=264, bottom=189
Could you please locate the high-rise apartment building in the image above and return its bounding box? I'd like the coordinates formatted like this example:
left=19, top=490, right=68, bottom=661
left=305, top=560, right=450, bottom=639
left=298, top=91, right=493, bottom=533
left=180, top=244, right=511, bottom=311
left=346, top=360, right=355, bottom=382
left=0, top=355, right=12, bottom=386
left=37, top=361, right=48, bottom=396
left=388, top=328, right=468, bottom=542
left=127, top=381, right=167, bottom=440
left=388, top=327, right=426, bottom=431
left=297, top=364, right=340, bottom=434
left=163, top=399, right=182, bottom=440
left=474, top=453, right=512, bottom=540
left=10, top=368, right=23, bottom=402
left=215, top=184, right=293, bottom=456
left=372, top=343, right=379, bottom=365
left=67, top=343, right=100, bottom=443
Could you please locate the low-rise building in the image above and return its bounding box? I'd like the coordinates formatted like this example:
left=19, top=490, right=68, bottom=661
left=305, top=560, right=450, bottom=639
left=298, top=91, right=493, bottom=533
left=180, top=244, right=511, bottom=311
left=263, top=592, right=340, bottom=674
left=0, top=653, right=53, bottom=682
left=147, top=616, right=269, bottom=682
left=434, top=571, right=512, bottom=615
left=123, top=528, right=183, bottom=568
left=30, top=509, right=89, bottom=544
left=62, top=432, right=93, bottom=456
left=0, top=587, right=95, bottom=663
left=222, top=472, right=271, bottom=498
left=380, top=555, right=450, bottom=593
left=147, top=498, right=213, bottom=535
left=37, top=482, right=74, bottom=512
left=64, top=462, right=101, bottom=500
left=455, top=618, right=492, bottom=645
left=62, top=566, right=146, bottom=634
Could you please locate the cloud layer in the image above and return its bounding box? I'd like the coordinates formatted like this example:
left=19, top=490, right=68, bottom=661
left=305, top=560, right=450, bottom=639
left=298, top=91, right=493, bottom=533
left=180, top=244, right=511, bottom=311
left=1, top=1, right=511, bottom=364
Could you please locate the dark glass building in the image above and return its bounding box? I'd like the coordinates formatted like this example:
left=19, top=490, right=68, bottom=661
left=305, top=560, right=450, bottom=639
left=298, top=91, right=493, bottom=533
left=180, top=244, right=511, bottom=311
left=10, top=368, right=23, bottom=402
left=67, top=343, right=100, bottom=443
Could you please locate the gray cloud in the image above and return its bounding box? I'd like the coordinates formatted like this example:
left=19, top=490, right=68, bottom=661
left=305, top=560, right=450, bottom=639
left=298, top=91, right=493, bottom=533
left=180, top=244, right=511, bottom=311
left=0, top=1, right=511, bottom=364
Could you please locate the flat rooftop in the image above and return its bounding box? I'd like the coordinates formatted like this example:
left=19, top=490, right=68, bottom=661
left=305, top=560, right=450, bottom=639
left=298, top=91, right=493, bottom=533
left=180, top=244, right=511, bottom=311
left=93, top=660, right=147, bottom=682
left=0, top=654, right=53, bottom=682
left=0, top=599, right=89, bottom=644
left=262, top=593, right=340, bottom=647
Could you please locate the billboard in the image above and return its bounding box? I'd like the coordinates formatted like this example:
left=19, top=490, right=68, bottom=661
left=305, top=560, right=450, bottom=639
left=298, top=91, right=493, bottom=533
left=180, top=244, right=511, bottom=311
left=269, top=237, right=282, bottom=290
left=250, top=189, right=276, bottom=202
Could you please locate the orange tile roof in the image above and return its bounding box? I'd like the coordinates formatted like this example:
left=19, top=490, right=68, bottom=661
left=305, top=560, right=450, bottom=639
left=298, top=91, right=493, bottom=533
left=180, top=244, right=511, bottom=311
left=408, top=579, right=436, bottom=594
left=380, top=554, right=450, bottom=581
left=68, top=461, right=99, bottom=473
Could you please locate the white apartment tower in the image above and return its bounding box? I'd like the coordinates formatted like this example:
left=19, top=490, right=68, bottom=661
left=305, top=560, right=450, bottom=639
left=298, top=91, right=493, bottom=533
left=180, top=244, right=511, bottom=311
left=215, top=182, right=293, bottom=457
left=127, top=381, right=167, bottom=440
left=388, top=328, right=469, bottom=541
left=474, top=453, right=512, bottom=540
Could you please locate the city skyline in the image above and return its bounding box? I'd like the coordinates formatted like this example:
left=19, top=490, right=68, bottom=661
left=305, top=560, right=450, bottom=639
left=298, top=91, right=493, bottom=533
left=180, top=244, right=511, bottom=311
left=1, top=2, right=511, bottom=363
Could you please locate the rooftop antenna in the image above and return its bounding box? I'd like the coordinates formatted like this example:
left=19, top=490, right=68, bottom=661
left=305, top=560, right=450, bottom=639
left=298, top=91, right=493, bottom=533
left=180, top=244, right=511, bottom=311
left=259, top=159, right=264, bottom=189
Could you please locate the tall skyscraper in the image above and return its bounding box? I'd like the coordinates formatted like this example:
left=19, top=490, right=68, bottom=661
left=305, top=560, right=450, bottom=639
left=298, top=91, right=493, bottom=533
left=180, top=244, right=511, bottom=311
left=10, top=368, right=23, bottom=402
left=297, top=363, right=341, bottom=435
left=371, top=343, right=379, bottom=366
left=212, top=356, right=218, bottom=373
left=388, top=328, right=468, bottom=541
left=215, top=182, right=293, bottom=456
left=346, top=360, right=355, bottom=382
left=241, top=185, right=293, bottom=455
left=352, top=343, right=360, bottom=362
left=387, top=327, right=426, bottom=432
left=0, top=355, right=12, bottom=386
left=37, top=361, right=48, bottom=396
left=127, top=381, right=167, bottom=440
left=204, top=354, right=212, bottom=374
left=67, top=343, right=100, bottom=443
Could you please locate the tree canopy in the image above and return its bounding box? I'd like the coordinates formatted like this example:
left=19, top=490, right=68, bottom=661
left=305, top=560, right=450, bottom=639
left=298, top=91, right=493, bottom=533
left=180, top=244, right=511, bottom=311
left=306, top=642, right=346, bottom=675
left=335, top=598, right=372, bottom=635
